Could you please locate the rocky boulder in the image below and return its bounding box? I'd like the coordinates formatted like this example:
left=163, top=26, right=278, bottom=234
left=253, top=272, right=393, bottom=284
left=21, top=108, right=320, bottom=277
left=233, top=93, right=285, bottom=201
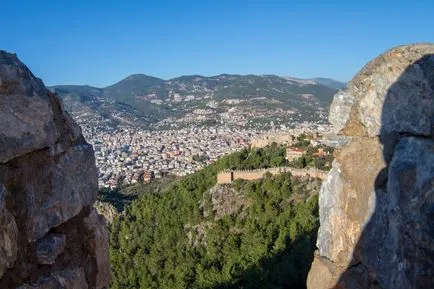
left=0, top=185, right=18, bottom=279
left=0, top=51, right=109, bottom=288
left=94, top=200, right=118, bottom=224
left=35, top=233, right=66, bottom=265
left=307, top=44, right=434, bottom=289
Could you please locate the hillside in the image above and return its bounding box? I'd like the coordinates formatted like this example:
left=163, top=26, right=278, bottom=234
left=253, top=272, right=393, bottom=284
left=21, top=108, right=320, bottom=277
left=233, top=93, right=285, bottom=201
left=104, top=74, right=165, bottom=100
left=108, top=145, right=323, bottom=288
left=51, top=74, right=341, bottom=129
left=308, top=78, right=345, bottom=90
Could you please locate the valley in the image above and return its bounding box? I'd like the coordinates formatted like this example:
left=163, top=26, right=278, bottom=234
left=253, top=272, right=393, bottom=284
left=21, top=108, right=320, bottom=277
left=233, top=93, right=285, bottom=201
left=51, top=73, right=342, bottom=189
left=2, top=1, right=433, bottom=288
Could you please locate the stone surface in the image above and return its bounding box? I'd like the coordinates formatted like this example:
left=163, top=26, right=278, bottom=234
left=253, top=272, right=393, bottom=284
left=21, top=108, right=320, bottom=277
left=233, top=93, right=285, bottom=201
left=0, top=50, right=109, bottom=288
left=35, top=233, right=66, bottom=265
left=307, top=254, right=340, bottom=289
left=375, top=137, right=434, bottom=288
left=0, top=184, right=18, bottom=278
left=207, top=184, right=249, bottom=220
left=0, top=51, right=59, bottom=164
left=321, top=134, right=350, bottom=148
left=0, top=143, right=98, bottom=243
left=317, top=137, right=385, bottom=266
left=316, top=160, right=346, bottom=262
left=83, top=208, right=110, bottom=289
left=328, top=89, right=354, bottom=133
left=16, top=268, right=88, bottom=289
left=307, top=43, right=434, bottom=289
left=329, top=43, right=434, bottom=137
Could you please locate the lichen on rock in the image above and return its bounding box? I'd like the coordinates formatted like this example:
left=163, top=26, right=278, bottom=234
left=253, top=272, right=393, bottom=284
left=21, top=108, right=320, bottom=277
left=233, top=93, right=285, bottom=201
left=307, top=43, right=434, bottom=289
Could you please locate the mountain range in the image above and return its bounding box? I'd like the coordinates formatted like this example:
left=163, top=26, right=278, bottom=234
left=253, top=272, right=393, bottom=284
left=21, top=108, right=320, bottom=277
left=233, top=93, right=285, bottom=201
left=50, top=74, right=345, bottom=129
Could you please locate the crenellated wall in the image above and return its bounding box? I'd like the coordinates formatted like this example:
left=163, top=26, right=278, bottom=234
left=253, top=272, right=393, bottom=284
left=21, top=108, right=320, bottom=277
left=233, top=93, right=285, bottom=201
left=217, top=167, right=327, bottom=184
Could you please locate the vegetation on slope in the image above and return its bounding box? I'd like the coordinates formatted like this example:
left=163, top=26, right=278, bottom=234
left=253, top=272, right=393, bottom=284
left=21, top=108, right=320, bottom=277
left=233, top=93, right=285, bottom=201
left=52, top=74, right=338, bottom=128
left=289, top=134, right=335, bottom=171
left=109, top=145, right=321, bottom=289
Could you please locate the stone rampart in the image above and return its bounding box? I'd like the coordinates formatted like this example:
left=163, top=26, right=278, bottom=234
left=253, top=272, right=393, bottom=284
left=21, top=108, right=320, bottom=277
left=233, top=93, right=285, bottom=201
left=217, top=167, right=327, bottom=184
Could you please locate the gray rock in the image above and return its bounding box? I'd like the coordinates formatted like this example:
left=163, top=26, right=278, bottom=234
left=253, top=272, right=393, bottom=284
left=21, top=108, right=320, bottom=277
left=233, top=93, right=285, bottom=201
left=16, top=268, right=88, bottom=289
left=36, top=233, right=66, bottom=265
left=0, top=184, right=18, bottom=278
left=207, top=184, right=248, bottom=220
left=308, top=43, right=434, bottom=289
left=0, top=51, right=59, bottom=163
left=316, top=160, right=346, bottom=261
left=328, top=89, right=355, bottom=133
left=374, top=137, right=434, bottom=288
left=321, top=134, right=351, bottom=148
left=1, top=143, right=98, bottom=242
left=329, top=44, right=434, bottom=137
left=358, top=53, right=434, bottom=137
left=32, top=144, right=98, bottom=241
left=329, top=43, right=434, bottom=137
left=83, top=208, right=110, bottom=289
left=0, top=51, right=109, bottom=288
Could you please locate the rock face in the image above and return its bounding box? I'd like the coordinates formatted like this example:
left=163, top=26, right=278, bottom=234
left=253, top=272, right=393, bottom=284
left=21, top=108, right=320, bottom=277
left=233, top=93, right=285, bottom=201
left=94, top=200, right=118, bottom=224
left=205, top=184, right=249, bottom=220
left=307, top=44, right=434, bottom=289
left=0, top=51, right=109, bottom=288
left=35, top=233, right=66, bottom=265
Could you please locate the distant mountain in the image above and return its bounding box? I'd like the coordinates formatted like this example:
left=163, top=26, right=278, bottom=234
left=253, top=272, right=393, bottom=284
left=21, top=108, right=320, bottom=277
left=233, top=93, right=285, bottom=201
left=104, top=74, right=165, bottom=101
left=309, top=77, right=346, bottom=90
left=50, top=85, right=103, bottom=102
left=51, top=74, right=341, bottom=129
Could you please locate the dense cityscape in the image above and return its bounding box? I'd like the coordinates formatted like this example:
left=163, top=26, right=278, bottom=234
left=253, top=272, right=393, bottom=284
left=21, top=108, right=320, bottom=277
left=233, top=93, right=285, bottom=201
left=80, top=121, right=331, bottom=189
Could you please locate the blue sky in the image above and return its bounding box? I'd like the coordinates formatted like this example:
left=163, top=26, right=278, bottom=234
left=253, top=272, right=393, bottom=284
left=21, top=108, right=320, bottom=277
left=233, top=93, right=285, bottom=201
left=2, top=0, right=433, bottom=87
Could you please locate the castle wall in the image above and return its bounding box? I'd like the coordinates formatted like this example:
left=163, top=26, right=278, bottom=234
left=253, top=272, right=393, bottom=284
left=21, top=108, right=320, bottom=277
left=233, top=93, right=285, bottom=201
left=217, top=171, right=233, bottom=184
left=216, top=167, right=327, bottom=184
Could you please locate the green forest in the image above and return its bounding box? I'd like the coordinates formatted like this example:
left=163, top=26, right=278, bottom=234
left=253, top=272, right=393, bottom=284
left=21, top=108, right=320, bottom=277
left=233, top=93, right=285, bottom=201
left=109, top=145, right=321, bottom=288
